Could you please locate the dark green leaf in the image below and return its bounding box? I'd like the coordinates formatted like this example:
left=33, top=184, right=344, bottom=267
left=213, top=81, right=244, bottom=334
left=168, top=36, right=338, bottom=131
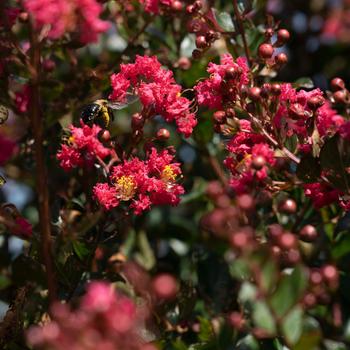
left=282, top=306, right=303, bottom=345
left=212, top=9, right=235, bottom=32
left=252, top=301, right=276, bottom=334
left=72, top=240, right=90, bottom=261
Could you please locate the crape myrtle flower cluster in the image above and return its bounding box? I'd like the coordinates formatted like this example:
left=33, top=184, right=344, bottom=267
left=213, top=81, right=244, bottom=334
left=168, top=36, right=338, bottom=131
left=24, top=0, right=110, bottom=43
left=195, top=52, right=350, bottom=210
left=109, top=55, right=197, bottom=137
left=93, top=147, right=184, bottom=215
left=57, top=55, right=188, bottom=214
left=27, top=281, right=156, bottom=350
left=57, top=121, right=112, bottom=171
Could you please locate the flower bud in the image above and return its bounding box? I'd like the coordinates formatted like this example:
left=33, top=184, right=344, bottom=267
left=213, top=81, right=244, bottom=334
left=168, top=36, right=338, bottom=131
left=195, top=35, right=207, bottom=49
left=278, top=198, right=297, bottom=214
left=237, top=194, right=255, bottom=211
left=252, top=155, right=266, bottom=170
left=156, top=128, right=170, bottom=141
left=131, top=113, right=144, bottom=129
left=299, top=225, right=318, bottom=242
left=213, top=110, right=226, bottom=124
left=276, top=29, right=290, bottom=45
left=248, top=87, right=261, bottom=101
left=275, top=52, right=288, bottom=65
left=278, top=232, right=297, bottom=250
left=152, top=274, right=178, bottom=300
left=333, top=90, right=347, bottom=104
left=171, top=0, right=183, bottom=11
left=330, top=77, right=345, bottom=91
left=271, top=83, right=281, bottom=95
left=258, top=43, right=274, bottom=59
left=307, top=96, right=325, bottom=110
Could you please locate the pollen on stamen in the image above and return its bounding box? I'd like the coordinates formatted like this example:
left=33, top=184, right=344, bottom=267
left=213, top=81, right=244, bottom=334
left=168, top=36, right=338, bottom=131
left=115, top=175, right=137, bottom=201
left=162, top=165, right=177, bottom=182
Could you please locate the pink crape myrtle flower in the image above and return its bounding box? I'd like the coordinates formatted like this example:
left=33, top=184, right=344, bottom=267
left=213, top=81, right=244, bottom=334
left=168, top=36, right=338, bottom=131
left=27, top=281, right=156, bottom=350
left=24, top=0, right=110, bottom=43
left=93, top=148, right=185, bottom=215
left=57, top=121, right=111, bottom=171
left=304, top=183, right=341, bottom=209
left=109, top=55, right=197, bottom=137
left=139, top=0, right=174, bottom=14
left=194, top=55, right=250, bottom=109
left=224, top=120, right=275, bottom=194
left=15, top=85, right=30, bottom=114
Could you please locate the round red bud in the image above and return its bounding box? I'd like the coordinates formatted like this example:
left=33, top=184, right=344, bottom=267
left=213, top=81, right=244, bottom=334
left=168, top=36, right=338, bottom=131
left=248, top=87, right=261, bottom=101
left=265, top=28, right=274, bottom=38
left=271, top=245, right=282, bottom=258
left=131, top=113, right=144, bottom=129
left=195, top=35, right=207, bottom=49
left=230, top=231, right=249, bottom=249
left=278, top=232, right=297, bottom=250
left=322, top=265, right=339, bottom=286
left=271, top=83, right=281, bottom=95
left=100, top=130, right=111, bottom=142
left=275, top=52, right=288, bottom=65
left=229, top=312, right=245, bottom=330
left=236, top=194, right=255, bottom=211
left=279, top=198, right=297, bottom=214
left=213, top=110, right=226, bottom=124
left=307, top=96, right=325, bottom=110
left=157, top=128, right=170, bottom=141
left=268, top=224, right=284, bottom=241
left=43, top=59, right=56, bottom=72
left=310, top=270, right=323, bottom=285
left=171, top=0, right=183, bottom=11
left=206, top=181, right=224, bottom=199
left=252, top=155, right=266, bottom=170
left=330, top=77, right=345, bottom=92
left=303, top=293, right=317, bottom=308
left=299, top=225, right=318, bottom=242
left=19, top=12, right=29, bottom=22
left=225, top=66, right=240, bottom=80
left=277, top=29, right=290, bottom=44
left=152, top=274, right=178, bottom=300
left=258, top=43, right=274, bottom=59
left=333, top=90, right=347, bottom=104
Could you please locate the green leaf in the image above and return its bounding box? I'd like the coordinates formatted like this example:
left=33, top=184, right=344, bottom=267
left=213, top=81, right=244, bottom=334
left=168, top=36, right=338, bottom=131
left=282, top=306, right=303, bottom=345
left=252, top=301, right=276, bottom=335
left=293, top=77, right=314, bottom=89
left=134, top=230, right=155, bottom=270
left=198, top=317, right=214, bottom=342
left=0, top=275, right=11, bottom=289
left=212, top=9, right=235, bottom=32
left=270, top=265, right=307, bottom=317
left=72, top=240, right=90, bottom=261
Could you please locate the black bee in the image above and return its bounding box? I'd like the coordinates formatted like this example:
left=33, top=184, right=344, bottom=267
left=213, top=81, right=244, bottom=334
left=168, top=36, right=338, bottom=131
left=81, top=95, right=138, bottom=128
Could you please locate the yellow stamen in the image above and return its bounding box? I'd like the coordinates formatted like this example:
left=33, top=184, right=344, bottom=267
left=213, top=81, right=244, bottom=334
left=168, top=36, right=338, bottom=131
left=116, top=175, right=136, bottom=201
left=162, top=165, right=177, bottom=182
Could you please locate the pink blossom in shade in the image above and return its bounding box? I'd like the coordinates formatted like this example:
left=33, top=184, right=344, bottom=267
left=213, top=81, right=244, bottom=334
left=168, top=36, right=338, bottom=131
left=109, top=55, right=197, bottom=137
left=81, top=282, right=117, bottom=312
left=23, top=0, right=109, bottom=43
left=0, top=7, right=20, bottom=28
left=93, top=183, right=119, bottom=210
left=15, top=85, right=30, bottom=114
left=304, top=183, right=341, bottom=209
left=10, top=217, right=33, bottom=239
left=340, top=121, right=350, bottom=141
left=194, top=55, right=250, bottom=109
left=317, top=102, right=344, bottom=137
left=27, top=282, right=152, bottom=350
left=138, top=0, right=174, bottom=14
left=93, top=148, right=185, bottom=215
left=0, top=134, right=17, bottom=166
left=57, top=121, right=111, bottom=171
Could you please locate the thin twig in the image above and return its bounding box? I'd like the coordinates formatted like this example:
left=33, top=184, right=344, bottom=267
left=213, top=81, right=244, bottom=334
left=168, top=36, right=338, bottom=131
left=233, top=0, right=252, bottom=66
left=28, top=19, right=57, bottom=304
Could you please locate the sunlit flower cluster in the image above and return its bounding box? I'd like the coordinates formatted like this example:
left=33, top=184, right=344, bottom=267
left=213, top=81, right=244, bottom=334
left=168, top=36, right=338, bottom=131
left=93, top=147, right=184, bottom=215
left=109, top=55, right=197, bottom=137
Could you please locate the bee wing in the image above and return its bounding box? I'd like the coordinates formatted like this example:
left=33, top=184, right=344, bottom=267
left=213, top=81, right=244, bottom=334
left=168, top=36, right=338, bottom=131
left=108, top=93, right=139, bottom=110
